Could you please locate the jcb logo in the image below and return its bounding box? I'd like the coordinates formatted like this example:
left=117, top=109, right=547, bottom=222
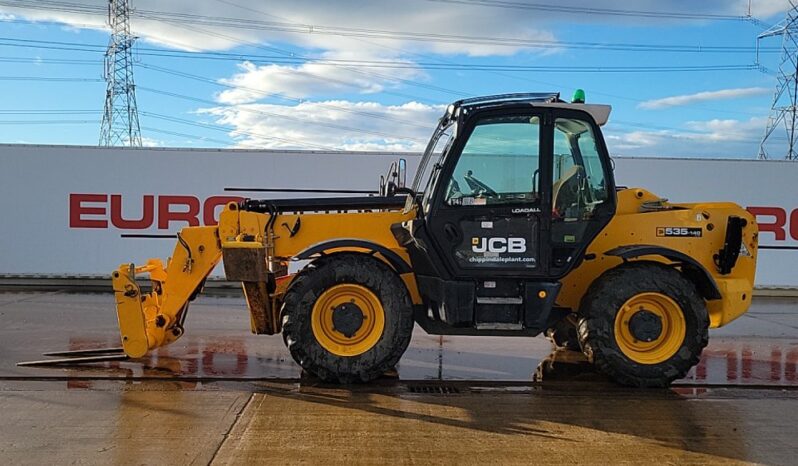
left=472, top=237, right=526, bottom=253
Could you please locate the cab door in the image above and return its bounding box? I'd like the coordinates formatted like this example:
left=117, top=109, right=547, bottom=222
left=424, top=109, right=553, bottom=279
left=549, top=110, right=616, bottom=276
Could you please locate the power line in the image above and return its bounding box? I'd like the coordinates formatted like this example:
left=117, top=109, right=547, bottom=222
left=132, top=9, right=772, bottom=54
left=0, top=36, right=107, bottom=52
left=0, top=39, right=779, bottom=69
left=0, top=16, right=100, bottom=29
left=0, top=0, right=758, bottom=23
left=141, top=60, right=756, bottom=74
left=423, top=0, right=754, bottom=22
left=0, top=1, right=773, bottom=54
left=0, top=109, right=100, bottom=114
left=0, top=35, right=469, bottom=99
left=0, top=0, right=104, bottom=15
left=0, top=31, right=779, bottom=64
left=0, top=76, right=103, bottom=82
left=0, top=119, right=95, bottom=124
left=141, top=126, right=232, bottom=146
left=136, top=48, right=777, bottom=64
left=0, top=36, right=765, bottom=72
left=0, top=56, right=98, bottom=65
left=0, top=22, right=779, bottom=56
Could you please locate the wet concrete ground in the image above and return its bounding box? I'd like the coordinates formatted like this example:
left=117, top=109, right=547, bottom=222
left=2, top=291, right=798, bottom=464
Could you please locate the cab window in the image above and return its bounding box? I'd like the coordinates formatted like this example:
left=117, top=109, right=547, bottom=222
left=444, top=115, right=540, bottom=206
left=552, top=118, right=609, bottom=220
left=418, top=122, right=455, bottom=213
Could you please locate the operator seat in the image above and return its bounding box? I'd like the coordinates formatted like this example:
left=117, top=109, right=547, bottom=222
left=552, top=165, right=583, bottom=217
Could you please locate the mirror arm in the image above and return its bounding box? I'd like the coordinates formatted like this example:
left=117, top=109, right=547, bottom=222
left=389, top=185, right=423, bottom=215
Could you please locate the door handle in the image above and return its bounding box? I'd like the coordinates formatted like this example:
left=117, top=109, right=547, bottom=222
left=443, top=223, right=459, bottom=242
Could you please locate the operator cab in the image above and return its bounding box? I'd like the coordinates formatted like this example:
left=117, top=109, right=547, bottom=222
left=394, top=92, right=617, bottom=335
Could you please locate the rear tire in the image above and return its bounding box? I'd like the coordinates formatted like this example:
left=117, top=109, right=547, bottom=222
left=577, top=262, right=708, bottom=388
left=281, top=253, right=414, bottom=383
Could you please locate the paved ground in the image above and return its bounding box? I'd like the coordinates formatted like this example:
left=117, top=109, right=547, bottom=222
left=2, top=291, right=798, bottom=465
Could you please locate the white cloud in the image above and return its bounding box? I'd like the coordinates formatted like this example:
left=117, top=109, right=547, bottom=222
left=683, top=117, right=766, bottom=141
left=216, top=54, right=426, bottom=104
left=605, top=131, right=668, bottom=150
left=140, top=136, right=163, bottom=147
left=638, top=88, right=771, bottom=110
left=605, top=117, right=767, bottom=157
left=748, top=0, right=792, bottom=17
left=200, top=100, right=443, bottom=151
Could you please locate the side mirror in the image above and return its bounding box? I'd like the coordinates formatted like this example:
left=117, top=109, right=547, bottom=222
left=378, top=161, right=396, bottom=196
left=378, top=159, right=407, bottom=196
left=397, top=158, right=407, bottom=188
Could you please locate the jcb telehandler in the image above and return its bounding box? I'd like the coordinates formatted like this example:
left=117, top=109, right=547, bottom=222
left=109, top=92, right=758, bottom=387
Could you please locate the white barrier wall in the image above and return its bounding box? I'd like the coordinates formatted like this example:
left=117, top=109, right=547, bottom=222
left=1, top=144, right=796, bottom=286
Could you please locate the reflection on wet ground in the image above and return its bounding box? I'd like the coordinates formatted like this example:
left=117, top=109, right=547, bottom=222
left=2, top=292, right=798, bottom=387
left=3, top=292, right=798, bottom=464
left=3, top=377, right=798, bottom=465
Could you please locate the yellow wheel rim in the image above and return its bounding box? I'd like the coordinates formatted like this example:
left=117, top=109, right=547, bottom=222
left=311, top=284, right=385, bottom=357
left=614, top=292, right=686, bottom=365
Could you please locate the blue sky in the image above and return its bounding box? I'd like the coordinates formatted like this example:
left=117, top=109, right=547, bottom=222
left=0, top=0, right=792, bottom=157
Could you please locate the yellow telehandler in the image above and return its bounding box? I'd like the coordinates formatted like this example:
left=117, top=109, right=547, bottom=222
left=107, top=92, right=757, bottom=387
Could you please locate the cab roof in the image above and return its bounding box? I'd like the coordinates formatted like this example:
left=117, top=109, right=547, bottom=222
left=448, top=92, right=612, bottom=126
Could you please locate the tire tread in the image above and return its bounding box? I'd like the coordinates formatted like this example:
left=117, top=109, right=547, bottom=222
left=577, top=262, right=709, bottom=388
left=281, top=253, right=414, bottom=384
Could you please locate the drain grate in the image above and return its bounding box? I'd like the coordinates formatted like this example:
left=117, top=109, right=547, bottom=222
left=407, top=384, right=461, bottom=394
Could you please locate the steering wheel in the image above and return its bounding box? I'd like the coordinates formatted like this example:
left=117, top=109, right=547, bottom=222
left=446, top=178, right=463, bottom=200
left=463, top=170, right=498, bottom=196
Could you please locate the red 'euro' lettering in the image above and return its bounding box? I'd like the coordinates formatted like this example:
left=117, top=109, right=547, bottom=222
left=69, top=194, right=108, bottom=228
left=747, top=206, right=786, bottom=241
left=203, top=196, right=244, bottom=226
left=110, top=194, right=154, bottom=229
left=157, top=196, right=200, bottom=230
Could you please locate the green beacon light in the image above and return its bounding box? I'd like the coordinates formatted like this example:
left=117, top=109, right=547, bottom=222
left=572, top=89, right=586, bottom=104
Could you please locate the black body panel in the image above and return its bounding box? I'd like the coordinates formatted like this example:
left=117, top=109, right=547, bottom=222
left=605, top=244, right=722, bottom=300
left=295, top=239, right=412, bottom=274
left=716, top=216, right=746, bottom=275
left=412, top=275, right=562, bottom=336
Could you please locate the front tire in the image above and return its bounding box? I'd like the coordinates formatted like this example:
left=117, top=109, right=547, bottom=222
left=281, top=253, right=414, bottom=383
left=577, top=262, right=709, bottom=388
